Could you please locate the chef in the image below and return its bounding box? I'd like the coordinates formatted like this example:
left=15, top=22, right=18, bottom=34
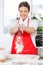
left=10, top=1, right=38, bottom=54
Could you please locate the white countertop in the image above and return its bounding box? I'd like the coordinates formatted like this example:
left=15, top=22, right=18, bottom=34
left=0, top=54, right=43, bottom=65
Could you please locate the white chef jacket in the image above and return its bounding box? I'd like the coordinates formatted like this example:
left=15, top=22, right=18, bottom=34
left=18, top=17, right=38, bottom=47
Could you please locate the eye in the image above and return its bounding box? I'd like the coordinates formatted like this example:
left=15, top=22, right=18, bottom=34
left=24, top=11, right=27, bottom=12
left=20, top=11, right=23, bottom=13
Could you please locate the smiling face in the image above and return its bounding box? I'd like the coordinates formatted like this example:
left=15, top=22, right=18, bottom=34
left=19, top=6, right=29, bottom=21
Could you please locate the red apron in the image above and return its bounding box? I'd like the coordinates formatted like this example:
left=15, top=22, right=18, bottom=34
left=11, top=20, right=37, bottom=54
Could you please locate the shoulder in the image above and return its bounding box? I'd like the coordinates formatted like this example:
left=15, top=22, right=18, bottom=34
left=29, top=20, right=38, bottom=30
left=29, top=19, right=38, bottom=24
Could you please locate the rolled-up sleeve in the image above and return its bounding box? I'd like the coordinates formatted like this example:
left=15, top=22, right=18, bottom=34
left=29, top=20, right=38, bottom=30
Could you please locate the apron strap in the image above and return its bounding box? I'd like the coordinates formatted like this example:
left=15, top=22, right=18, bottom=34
left=18, top=18, right=30, bottom=27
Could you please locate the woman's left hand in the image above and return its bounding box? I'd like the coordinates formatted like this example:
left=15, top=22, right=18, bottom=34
left=21, top=25, right=36, bottom=34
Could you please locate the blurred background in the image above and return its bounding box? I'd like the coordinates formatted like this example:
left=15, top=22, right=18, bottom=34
left=0, top=0, right=43, bottom=53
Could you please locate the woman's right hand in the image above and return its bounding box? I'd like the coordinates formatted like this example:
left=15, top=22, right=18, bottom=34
left=10, top=27, right=18, bottom=35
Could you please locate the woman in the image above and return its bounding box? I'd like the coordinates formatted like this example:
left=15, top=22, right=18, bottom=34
left=10, top=2, right=38, bottom=54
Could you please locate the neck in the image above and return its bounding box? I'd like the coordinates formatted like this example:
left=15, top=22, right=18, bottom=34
left=22, top=19, right=25, bottom=21
left=22, top=16, right=28, bottom=22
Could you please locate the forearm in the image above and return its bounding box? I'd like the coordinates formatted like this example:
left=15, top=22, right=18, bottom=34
left=10, top=27, right=18, bottom=35
left=24, top=26, right=36, bottom=34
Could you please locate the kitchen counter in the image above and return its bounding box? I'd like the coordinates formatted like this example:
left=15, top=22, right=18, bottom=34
left=0, top=54, right=43, bottom=65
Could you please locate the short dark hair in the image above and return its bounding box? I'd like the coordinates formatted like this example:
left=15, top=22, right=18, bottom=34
left=18, top=2, right=30, bottom=11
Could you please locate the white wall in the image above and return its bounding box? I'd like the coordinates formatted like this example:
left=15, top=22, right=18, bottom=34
left=0, top=0, right=12, bottom=54
left=0, top=0, right=3, bottom=34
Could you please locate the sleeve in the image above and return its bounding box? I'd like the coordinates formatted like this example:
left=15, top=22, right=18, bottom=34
left=29, top=20, right=38, bottom=30
left=4, top=20, right=19, bottom=33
